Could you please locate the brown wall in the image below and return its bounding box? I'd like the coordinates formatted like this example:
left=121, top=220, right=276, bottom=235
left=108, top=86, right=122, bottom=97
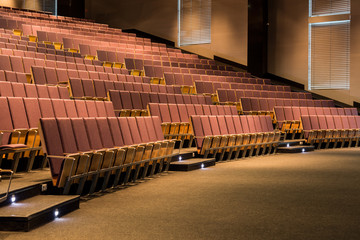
left=86, top=0, right=360, bottom=105
left=268, top=0, right=360, bottom=105
left=85, top=0, right=248, bottom=65
left=1, top=0, right=42, bottom=10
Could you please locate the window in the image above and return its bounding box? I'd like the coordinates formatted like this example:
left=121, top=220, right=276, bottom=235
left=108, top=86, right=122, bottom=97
left=308, top=0, right=350, bottom=90
left=310, top=0, right=350, bottom=17
left=178, top=0, right=211, bottom=46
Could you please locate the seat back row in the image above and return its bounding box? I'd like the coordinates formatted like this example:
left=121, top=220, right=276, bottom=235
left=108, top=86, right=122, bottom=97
left=31, top=66, right=149, bottom=86
left=0, top=42, right=102, bottom=64
left=39, top=116, right=175, bottom=194
left=148, top=103, right=238, bottom=124
left=301, top=115, right=360, bottom=148
left=0, top=81, right=69, bottom=99
left=124, top=57, right=229, bottom=72
left=275, top=106, right=358, bottom=126
left=195, top=81, right=288, bottom=95
left=81, top=41, right=180, bottom=56
left=219, top=90, right=313, bottom=104
left=190, top=115, right=280, bottom=160
left=98, top=50, right=220, bottom=67
left=274, top=106, right=357, bottom=139
left=0, top=37, right=83, bottom=58
left=69, top=78, right=181, bottom=100
left=144, top=65, right=251, bottom=80
left=0, top=96, right=116, bottom=171
left=0, top=96, right=115, bottom=145
left=164, top=72, right=260, bottom=86
left=240, top=97, right=335, bottom=113
left=0, top=53, right=126, bottom=76
left=108, top=90, right=212, bottom=116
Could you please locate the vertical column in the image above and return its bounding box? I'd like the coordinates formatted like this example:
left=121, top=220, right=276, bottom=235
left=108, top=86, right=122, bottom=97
left=248, top=0, right=268, bottom=77
left=57, top=0, right=85, bottom=18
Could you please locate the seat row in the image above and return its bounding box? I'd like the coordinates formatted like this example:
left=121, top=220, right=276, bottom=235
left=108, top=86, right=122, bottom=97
left=69, top=78, right=181, bottom=101
left=0, top=81, right=69, bottom=99
left=0, top=46, right=101, bottom=68
left=195, top=81, right=287, bottom=95
left=301, top=115, right=360, bottom=149
left=124, top=57, right=230, bottom=73
left=39, top=116, right=175, bottom=195
left=218, top=89, right=312, bottom=104
left=0, top=53, right=127, bottom=78
left=97, top=50, right=216, bottom=68
left=31, top=66, right=142, bottom=86
left=143, top=65, right=248, bottom=83
left=274, top=106, right=358, bottom=139
left=190, top=115, right=280, bottom=161
left=148, top=103, right=238, bottom=148
left=35, top=28, right=177, bottom=53
left=2, top=13, right=119, bottom=39
left=109, top=90, right=212, bottom=116
left=80, top=41, right=180, bottom=57
left=240, top=97, right=335, bottom=115
left=0, top=96, right=115, bottom=172
left=0, top=36, right=83, bottom=58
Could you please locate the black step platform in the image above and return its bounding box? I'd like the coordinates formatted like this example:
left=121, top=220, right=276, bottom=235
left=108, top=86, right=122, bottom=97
left=278, top=139, right=306, bottom=147
left=169, top=158, right=216, bottom=171
left=0, top=169, right=80, bottom=232
left=0, top=195, right=80, bottom=231
left=277, top=145, right=315, bottom=153
left=171, top=148, right=198, bottom=162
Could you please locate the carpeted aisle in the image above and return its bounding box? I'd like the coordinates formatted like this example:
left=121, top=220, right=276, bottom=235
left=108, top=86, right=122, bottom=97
left=2, top=148, right=360, bottom=240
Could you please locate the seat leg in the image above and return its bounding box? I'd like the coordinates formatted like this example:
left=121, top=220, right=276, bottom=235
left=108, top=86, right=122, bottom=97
left=241, top=147, right=248, bottom=158
left=101, top=171, right=111, bottom=191
left=203, top=150, right=210, bottom=159
left=340, top=139, right=345, bottom=148
left=123, top=166, right=132, bottom=185
left=255, top=145, right=262, bottom=156
left=248, top=146, right=255, bottom=157
left=63, top=179, right=73, bottom=195
left=112, top=168, right=123, bottom=187
left=164, top=157, right=172, bottom=172
left=234, top=148, right=241, bottom=159
left=41, top=155, right=48, bottom=168
left=76, top=176, right=87, bottom=195
left=132, top=164, right=142, bottom=182
left=267, top=144, right=273, bottom=155
left=227, top=149, right=234, bottom=160
left=26, top=150, right=37, bottom=172
left=218, top=150, right=226, bottom=161
left=89, top=173, right=100, bottom=194
left=148, top=160, right=157, bottom=177
left=11, top=152, right=22, bottom=173
left=142, top=162, right=150, bottom=179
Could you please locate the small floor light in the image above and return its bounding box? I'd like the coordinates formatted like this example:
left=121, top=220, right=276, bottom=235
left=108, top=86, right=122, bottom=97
left=54, top=209, right=59, bottom=218
left=201, top=163, right=204, bottom=169
left=11, top=195, right=16, bottom=203
left=302, top=148, right=305, bottom=152
left=179, top=156, right=182, bottom=161
left=287, top=143, right=290, bottom=148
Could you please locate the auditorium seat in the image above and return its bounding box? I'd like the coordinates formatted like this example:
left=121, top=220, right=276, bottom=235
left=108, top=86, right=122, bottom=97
left=39, top=116, right=175, bottom=194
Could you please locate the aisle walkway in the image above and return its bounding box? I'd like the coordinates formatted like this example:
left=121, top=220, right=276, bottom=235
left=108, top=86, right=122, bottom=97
left=2, top=148, right=360, bottom=240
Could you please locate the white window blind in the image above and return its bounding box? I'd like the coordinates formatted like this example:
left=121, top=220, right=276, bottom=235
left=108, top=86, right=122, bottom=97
left=309, top=21, right=350, bottom=90
left=178, top=0, right=211, bottom=46
left=308, top=0, right=350, bottom=90
left=310, top=0, right=350, bottom=16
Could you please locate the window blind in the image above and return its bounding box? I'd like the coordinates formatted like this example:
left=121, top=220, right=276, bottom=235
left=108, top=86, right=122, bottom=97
left=310, top=0, right=350, bottom=16
left=308, top=0, right=350, bottom=90
left=309, top=21, right=350, bottom=90
left=178, top=0, right=211, bottom=46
